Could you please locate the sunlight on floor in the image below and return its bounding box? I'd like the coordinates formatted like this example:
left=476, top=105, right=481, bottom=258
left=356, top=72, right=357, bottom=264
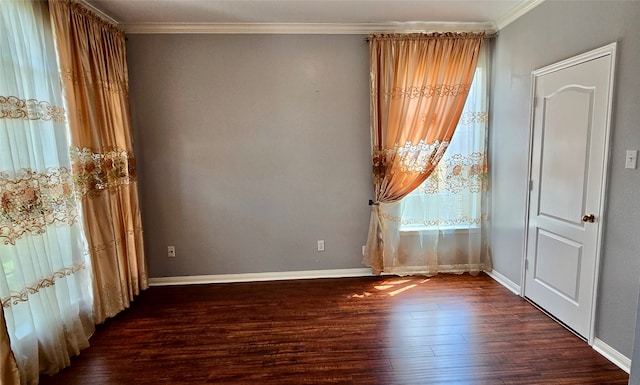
left=376, top=278, right=430, bottom=296
left=351, top=277, right=431, bottom=298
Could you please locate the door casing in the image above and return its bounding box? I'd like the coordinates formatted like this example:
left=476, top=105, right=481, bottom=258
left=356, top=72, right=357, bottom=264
left=521, top=42, right=617, bottom=345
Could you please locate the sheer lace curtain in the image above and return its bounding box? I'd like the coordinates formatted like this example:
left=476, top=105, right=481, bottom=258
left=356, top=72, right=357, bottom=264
left=49, top=0, right=148, bottom=324
left=378, top=47, right=491, bottom=275
left=0, top=1, right=94, bottom=384
left=363, top=33, right=487, bottom=275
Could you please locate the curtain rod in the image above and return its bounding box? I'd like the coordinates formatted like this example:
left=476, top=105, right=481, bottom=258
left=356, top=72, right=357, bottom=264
left=364, top=32, right=497, bottom=42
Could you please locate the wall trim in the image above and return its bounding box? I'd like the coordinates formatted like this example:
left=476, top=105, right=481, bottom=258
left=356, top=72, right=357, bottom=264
left=121, top=21, right=497, bottom=35
left=484, top=269, right=521, bottom=295
left=592, top=338, right=631, bottom=374
left=485, top=270, right=631, bottom=373
left=495, top=0, right=545, bottom=30
left=148, top=268, right=375, bottom=286
left=79, top=0, right=544, bottom=35
left=78, top=0, right=120, bottom=25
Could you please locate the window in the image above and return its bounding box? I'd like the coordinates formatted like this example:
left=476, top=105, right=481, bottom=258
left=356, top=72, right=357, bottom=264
left=399, top=65, right=488, bottom=232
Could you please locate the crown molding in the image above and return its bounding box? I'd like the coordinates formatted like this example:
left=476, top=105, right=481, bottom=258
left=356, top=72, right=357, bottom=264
left=121, top=21, right=498, bottom=35
left=496, top=0, right=545, bottom=30
left=78, top=0, right=120, bottom=25
left=77, top=0, right=540, bottom=35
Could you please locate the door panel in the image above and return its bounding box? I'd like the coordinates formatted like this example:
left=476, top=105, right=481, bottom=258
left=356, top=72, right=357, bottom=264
left=533, top=229, right=582, bottom=304
left=538, top=87, right=593, bottom=224
left=524, top=45, right=615, bottom=341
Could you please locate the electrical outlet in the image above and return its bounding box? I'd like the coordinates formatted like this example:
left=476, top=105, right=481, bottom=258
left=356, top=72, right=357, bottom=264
left=168, top=245, right=176, bottom=258
left=317, top=240, right=325, bottom=252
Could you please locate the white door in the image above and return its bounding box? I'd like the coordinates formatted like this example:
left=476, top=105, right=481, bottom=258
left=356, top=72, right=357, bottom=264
left=524, top=44, right=616, bottom=341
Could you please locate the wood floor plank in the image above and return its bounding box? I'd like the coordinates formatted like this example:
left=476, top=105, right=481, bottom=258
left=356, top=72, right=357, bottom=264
left=38, top=273, right=629, bottom=385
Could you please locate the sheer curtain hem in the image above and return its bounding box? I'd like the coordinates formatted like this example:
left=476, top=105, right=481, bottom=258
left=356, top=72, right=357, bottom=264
left=383, top=265, right=491, bottom=276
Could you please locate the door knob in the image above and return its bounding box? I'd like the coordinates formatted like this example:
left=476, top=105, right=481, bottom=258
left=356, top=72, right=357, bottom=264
left=581, top=214, right=595, bottom=223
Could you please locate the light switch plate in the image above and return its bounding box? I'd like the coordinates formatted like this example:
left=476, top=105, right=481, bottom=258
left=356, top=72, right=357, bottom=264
left=625, top=150, right=637, bottom=169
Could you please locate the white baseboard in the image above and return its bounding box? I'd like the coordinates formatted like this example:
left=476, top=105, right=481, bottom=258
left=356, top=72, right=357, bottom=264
left=148, top=268, right=375, bottom=286
left=592, top=338, right=631, bottom=374
left=484, top=269, right=521, bottom=295
left=484, top=272, right=631, bottom=374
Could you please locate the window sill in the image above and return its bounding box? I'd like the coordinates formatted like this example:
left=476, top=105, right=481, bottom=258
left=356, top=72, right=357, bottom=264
left=399, top=225, right=480, bottom=233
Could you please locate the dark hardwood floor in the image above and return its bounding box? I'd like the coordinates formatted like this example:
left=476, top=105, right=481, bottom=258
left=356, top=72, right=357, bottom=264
left=39, top=273, right=629, bottom=384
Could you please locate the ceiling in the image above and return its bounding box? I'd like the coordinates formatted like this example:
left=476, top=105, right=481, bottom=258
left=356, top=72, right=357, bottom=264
left=81, top=0, right=544, bottom=34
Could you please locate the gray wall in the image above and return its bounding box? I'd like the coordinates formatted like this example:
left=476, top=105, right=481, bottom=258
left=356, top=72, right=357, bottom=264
left=490, top=0, right=640, bottom=359
left=127, top=35, right=372, bottom=277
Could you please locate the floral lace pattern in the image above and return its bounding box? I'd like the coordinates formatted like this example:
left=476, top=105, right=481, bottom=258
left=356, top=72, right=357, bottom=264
left=458, top=111, right=488, bottom=125
left=70, top=146, right=136, bottom=198
left=0, top=95, right=66, bottom=123
left=418, top=152, right=488, bottom=194
left=384, top=84, right=472, bottom=100
left=1, top=262, right=86, bottom=308
left=373, top=140, right=449, bottom=180
left=60, top=68, right=129, bottom=96
left=380, top=210, right=487, bottom=227
left=0, top=168, right=78, bottom=245
left=88, top=227, right=143, bottom=255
